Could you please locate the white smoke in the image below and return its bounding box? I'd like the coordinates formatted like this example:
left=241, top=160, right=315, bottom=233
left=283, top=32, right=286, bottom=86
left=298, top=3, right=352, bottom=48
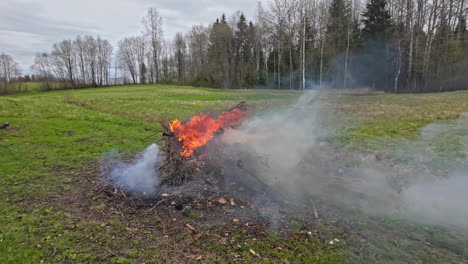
left=109, top=144, right=163, bottom=197
left=402, top=171, right=468, bottom=229
left=219, top=91, right=468, bottom=229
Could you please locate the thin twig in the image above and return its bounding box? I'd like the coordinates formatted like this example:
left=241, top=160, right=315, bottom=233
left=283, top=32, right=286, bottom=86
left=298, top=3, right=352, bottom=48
left=140, top=130, right=161, bottom=141
left=153, top=137, right=164, bottom=143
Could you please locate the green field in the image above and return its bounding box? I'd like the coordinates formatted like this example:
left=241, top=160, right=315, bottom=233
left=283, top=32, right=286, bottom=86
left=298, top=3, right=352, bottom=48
left=1, top=85, right=467, bottom=263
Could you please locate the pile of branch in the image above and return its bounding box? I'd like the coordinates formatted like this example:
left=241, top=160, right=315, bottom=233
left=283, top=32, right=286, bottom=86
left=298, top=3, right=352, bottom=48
left=158, top=102, right=247, bottom=186
left=158, top=125, right=204, bottom=186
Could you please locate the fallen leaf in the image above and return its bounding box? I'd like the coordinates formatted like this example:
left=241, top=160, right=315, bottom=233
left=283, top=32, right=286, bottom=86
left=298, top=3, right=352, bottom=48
left=233, top=218, right=239, bottom=223
left=218, top=197, right=227, bottom=204
left=220, top=237, right=227, bottom=245
left=284, top=259, right=291, bottom=264
left=186, top=224, right=196, bottom=231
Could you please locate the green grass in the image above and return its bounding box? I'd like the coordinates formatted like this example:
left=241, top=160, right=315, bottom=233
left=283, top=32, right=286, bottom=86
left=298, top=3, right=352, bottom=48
left=1, top=84, right=467, bottom=263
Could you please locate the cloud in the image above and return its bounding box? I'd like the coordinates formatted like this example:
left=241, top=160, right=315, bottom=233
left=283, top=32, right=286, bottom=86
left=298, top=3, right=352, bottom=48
left=0, top=0, right=266, bottom=72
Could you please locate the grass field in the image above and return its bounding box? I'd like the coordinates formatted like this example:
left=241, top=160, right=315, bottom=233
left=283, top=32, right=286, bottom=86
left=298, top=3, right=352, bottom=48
left=0, top=85, right=467, bottom=263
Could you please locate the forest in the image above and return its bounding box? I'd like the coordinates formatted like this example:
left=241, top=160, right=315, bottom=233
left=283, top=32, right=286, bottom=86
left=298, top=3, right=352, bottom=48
left=1, top=0, right=467, bottom=93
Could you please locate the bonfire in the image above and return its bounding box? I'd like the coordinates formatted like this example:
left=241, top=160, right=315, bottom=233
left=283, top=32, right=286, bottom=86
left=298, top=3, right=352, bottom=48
left=103, top=101, right=279, bottom=220
left=158, top=102, right=250, bottom=186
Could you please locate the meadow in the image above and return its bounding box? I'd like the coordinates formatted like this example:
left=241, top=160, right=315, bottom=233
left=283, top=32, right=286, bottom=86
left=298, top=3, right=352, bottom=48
left=0, top=85, right=467, bottom=263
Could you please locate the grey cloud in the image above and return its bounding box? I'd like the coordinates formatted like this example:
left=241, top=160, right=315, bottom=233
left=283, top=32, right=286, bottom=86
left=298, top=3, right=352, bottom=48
left=0, top=0, right=101, bottom=70
left=0, top=0, right=266, bottom=72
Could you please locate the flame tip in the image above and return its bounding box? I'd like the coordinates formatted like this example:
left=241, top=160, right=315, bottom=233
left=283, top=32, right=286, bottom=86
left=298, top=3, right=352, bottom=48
left=169, top=108, right=246, bottom=157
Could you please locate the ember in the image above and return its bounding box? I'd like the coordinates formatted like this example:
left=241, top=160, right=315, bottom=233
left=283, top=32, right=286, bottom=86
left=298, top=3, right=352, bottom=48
left=169, top=106, right=246, bottom=157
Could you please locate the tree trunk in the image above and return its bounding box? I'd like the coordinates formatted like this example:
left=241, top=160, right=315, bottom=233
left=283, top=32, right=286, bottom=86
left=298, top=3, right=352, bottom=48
left=278, top=40, right=281, bottom=89
left=395, top=38, right=402, bottom=93
left=344, top=25, right=351, bottom=89
left=289, top=42, right=293, bottom=90
left=319, top=36, right=324, bottom=89
left=302, top=13, right=306, bottom=90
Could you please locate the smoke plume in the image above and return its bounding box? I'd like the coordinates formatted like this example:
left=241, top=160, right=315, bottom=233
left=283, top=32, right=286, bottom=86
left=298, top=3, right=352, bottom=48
left=220, top=92, right=468, bottom=229
left=106, top=144, right=163, bottom=198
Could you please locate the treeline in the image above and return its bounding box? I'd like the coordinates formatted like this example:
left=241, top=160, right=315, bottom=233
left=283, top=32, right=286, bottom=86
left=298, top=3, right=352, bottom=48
left=2, top=0, right=467, bottom=94
left=115, top=0, right=468, bottom=92
left=31, top=36, right=113, bottom=90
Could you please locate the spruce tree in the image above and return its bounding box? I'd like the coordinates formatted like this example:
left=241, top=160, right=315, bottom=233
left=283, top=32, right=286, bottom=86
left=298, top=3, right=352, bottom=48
left=359, top=0, right=393, bottom=92
left=362, top=0, right=392, bottom=39
left=326, top=0, right=352, bottom=52
left=233, top=14, right=249, bottom=86
left=207, top=16, right=233, bottom=88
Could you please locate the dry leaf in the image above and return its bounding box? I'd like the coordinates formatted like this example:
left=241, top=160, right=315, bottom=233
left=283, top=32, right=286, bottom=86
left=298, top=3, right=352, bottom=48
left=185, top=224, right=196, bottom=231
left=220, top=237, right=227, bottom=245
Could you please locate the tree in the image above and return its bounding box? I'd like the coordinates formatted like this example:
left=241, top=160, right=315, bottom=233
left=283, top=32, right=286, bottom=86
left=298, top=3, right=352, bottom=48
left=117, top=37, right=139, bottom=84
left=326, top=0, right=356, bottom=88
left=134, top=36, right=146, bottom=84
left=96, top=37, right=113, bottom=86
left=0, top=53, right=21, bottom=94
left=327, top=0, right=352, bottom=53
left=140, top=62, right=147, bottom=84
left=31, top=53, right=54, bottom=89
left=362, top=0, right=392, bottom=39
left=25, top=0, right=468, bottom=93
left=455, top=15, right=467, bottom=39
left=187, top=25, right=209, bottom=84
left=142, top=8, right=163, bottom=84
left=174, top=33, right=187, bottom=82
left=52, top=40, right=75, bottom=85
left=233, top=13, right=250, bottom=86
left=359, top=0, right=394, bottom=91
left=207, top=16, right=234, bottom=88
left=84, top=35, right=98, bottom=86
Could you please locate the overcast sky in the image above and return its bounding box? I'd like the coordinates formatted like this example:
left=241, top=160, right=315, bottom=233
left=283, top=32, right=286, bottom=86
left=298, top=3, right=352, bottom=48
left=0, top=0, right=266, bottom=73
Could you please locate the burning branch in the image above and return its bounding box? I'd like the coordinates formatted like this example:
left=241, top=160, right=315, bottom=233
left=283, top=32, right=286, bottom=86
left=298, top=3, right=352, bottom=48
left=169, top=106, right=246, bottom=157
left=159, top=102, right=248, bottom=186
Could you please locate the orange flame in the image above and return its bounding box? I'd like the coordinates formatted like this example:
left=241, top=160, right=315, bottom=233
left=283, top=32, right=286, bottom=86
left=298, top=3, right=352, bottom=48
left=169, top=108, right=246, bottom=157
